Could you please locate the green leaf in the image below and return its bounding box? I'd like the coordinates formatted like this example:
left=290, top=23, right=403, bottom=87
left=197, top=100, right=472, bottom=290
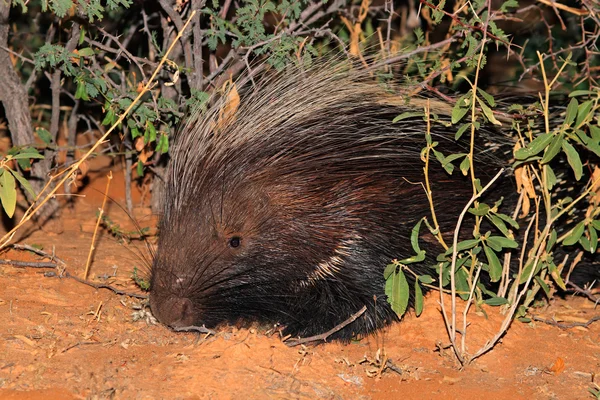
left=546, top=229, right=557, bottom=252
left=534, top=276, right=551, bottom=297
left=102, top=109, right=115, bottom=126
left=414, top=281, right=424, bottom=317
left=10, top=152, right=44, bottom=160
left=580, top=236, right=591, bottom=252
left=488, top=214, right=508, bottom=236
left=469, top=202, right=490, bottom=216
left=418, top=275, right=434, bottom=284
left=445, top=239, right=480, bottom=255
left=0, top=168, right=17, bottom=218
left=487, top=236, right=518, bottom=250
left=568, top=90, right=596, bottom=97
left=484, top=245, right=502, bottom=282
left=589, top=226, right=598, bottom=253
left=541, top=133, right=564, bottom=164
left=575, top=100, right=593, bottom=128
left=476, top=87, right=496, bottom=107
left=145, top=122, right=157, bottom=144
left=545, top=165, right=557, bottom=190
left=459, top=155, right=470, bottom=176
left=451, top=100, right=470, bottom=124
left=484, top=297, right=509, bottom=306
left=393, top=111, right=424, bottom=122
left=561, top=141, right=583, bottom=180
left=74, top=81, right=90, bottom=101
left=563, top=221, right=585, bottom=246
left=131, top=126, right=141, bottom=139
left=564, top=97, right=578, bottom=126
left=548, top=262, right=567, bottom=291
left=494, top=212, right=519, bottom=229
left=477, top=98, right=502, bottom=126
left=136, top=160, right=144, bottom=177
left=514, top=133, right=553, bottom=160
left=77, top=47, right=95, bottom=57
left=36, top=128, right=53, bottom=144
left=590, top=125, right=600, bottom=142
left=9, top=169, right=35, bottom=199
left=78, top=27, right=86, bottom=45
left=157, top=133, right=169, bottom=154
left=455, top=267, right=470, bottom=300
left=385, top=267, right=410, bottom=317
left=455, top=123, right=470, bottom=141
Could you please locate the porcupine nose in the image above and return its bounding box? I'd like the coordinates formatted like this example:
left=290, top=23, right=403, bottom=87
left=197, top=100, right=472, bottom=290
left=150, top=295, right=195, bottom=328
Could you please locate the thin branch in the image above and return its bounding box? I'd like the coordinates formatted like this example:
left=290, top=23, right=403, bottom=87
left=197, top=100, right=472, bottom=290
left=284, top=305, right=367, bottom=346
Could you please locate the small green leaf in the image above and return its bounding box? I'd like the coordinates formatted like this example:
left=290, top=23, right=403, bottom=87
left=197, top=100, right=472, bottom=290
left=568, top=90, right=596, bottom=97
left=563, top=221, right=585, bottom=246
left=514, top=133, right=553, bottom=160
left=131, top=126, right=141, bottom=139
left=385, top=267, right=410, bottom=317
left=484, top=245, right=502, bottom=282
left=459, top=155, right=470, bottom=176
left=0, top=169, right=17, bottom=218
left=561, top=141, right=583, bottom=180
left=451, top=102, right=470, bottom=124
left=484, top=297, right=509, bottom=306
left=393, top=111, right=424, bottom=122
left=10, top=152, right=44, bottom=160
left=589, top=226, right=598, bottom=253
left=534, top=276, right=551, bottom=297
left=580, top=236, right=591, bottom=252
left=36, top=128, right=53, bottom=144
left=102, top=109, right=115, bottom=126
left=414, top=281, right=424, bottom=317
left=157, top=133, right=169, bottom=154
left=541, top=133, right=564, bottom=164
left=78, top=27, right=86, bottom=45
left=136, top=160, right=144, bottom=177
left=488, top=215, right=508, bottom=236
left=575, top=100, right=593, bottom=128
left=564, top=97, right=578, bottom=126
left=545, top=165, right=557, bottom=190
left=455, top=123, right=470, bottom=141
left=418, top=275, right=434, bottom=284
left=469, top=202, right=490, bottom=216
left=445, top=239, right=480, bottom=255
left=494, top=212, right=519, bottom=229
left=590, top=125, right=600, bottom=142
left=546, top=229, right=557, bottom=252
left=477, top=98, right=502, bottom=126
left=145, top=122, right=157, bottom=144
left=9, top=169, right=36, bottom=199
left=77, top=47, right=95, bottom=57
left=487, top=236, right=518, bottom=249
left=548, top=262, right=567, bottom=291
left=477, top=87, right=496, bottom=107
left=455, top=267, right=470, bottom=300
left=74, top=81, right=89, bottom=101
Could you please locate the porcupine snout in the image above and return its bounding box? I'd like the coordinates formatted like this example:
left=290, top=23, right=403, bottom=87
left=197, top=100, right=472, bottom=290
left=149, top=270, right=197, bottom=328
left=150, top=295, right=195, bottom=328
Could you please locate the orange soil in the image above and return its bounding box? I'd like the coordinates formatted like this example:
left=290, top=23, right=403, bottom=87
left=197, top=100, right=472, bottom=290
left=0, top=164, right=599, bottom=400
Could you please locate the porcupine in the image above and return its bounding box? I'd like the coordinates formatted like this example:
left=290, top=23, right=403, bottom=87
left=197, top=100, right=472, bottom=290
left=148, top=59, right=599, bottom=340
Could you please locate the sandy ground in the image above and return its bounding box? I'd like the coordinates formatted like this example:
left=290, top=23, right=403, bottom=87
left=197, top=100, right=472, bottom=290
left=0, top=165, right=599, bottom=400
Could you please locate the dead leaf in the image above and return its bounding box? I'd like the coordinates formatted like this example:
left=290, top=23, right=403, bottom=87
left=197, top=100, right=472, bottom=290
left=549, top=357, right=565, bottom=375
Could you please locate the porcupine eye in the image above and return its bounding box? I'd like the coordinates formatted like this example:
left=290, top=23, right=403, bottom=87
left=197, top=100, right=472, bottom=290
left=228, top=236, right=241, bottom=248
